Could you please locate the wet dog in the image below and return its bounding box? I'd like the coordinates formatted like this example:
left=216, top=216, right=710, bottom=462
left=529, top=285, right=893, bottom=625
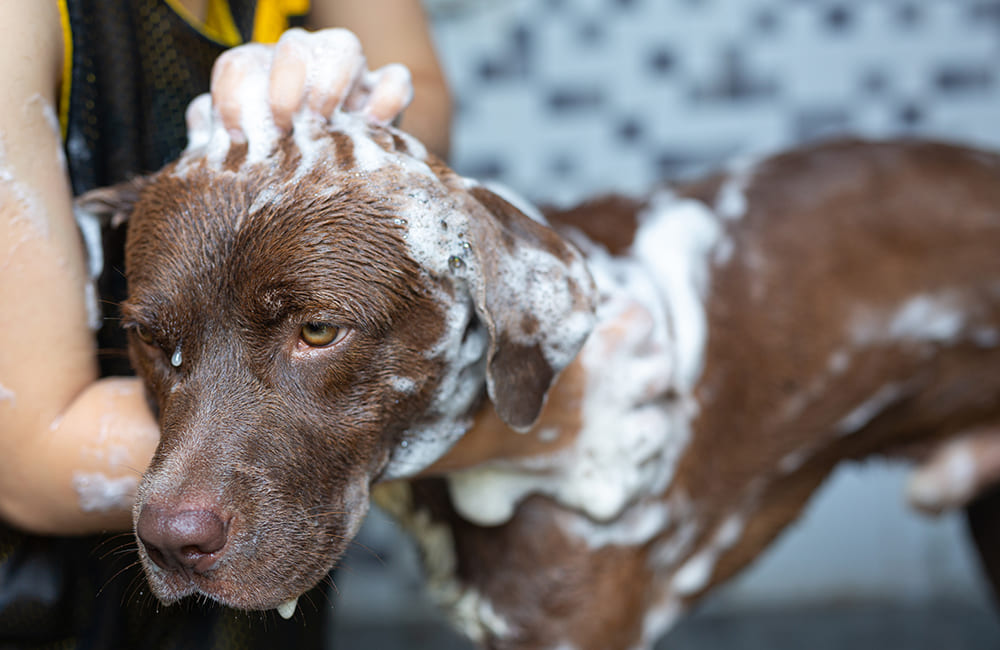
left=82, top=95, right=1000, bottom=648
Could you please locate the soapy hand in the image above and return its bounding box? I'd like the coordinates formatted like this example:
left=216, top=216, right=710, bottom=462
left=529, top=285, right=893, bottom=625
left=201, top=28, right=414, bottom=143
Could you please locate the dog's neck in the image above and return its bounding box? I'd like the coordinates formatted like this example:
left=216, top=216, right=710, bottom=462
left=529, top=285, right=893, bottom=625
left=426, top=188, right=729, bottom=526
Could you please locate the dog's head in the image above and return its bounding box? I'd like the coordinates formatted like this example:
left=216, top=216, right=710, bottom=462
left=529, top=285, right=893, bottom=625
left=80, top=114, right=594, bottom=612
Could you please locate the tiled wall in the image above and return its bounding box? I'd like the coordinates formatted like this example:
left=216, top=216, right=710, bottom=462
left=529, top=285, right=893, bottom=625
left=435, top=0, right=1000, bottom=205
left=339, top=0, right=1000, bottom=620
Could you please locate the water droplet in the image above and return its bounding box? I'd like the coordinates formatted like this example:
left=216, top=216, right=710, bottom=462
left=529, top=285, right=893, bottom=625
left=393, top=218, right=407, bottom=226
left=400, top=440, right=409, bottom=448
left=171, top=345, right=182, bottom=368
left=448, top=255, right=466, bottom=270
left=461, top=241, right=471, bottom=251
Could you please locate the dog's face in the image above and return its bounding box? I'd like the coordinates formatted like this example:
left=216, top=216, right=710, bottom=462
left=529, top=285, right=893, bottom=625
left=92, top=118, right=594, bottom=612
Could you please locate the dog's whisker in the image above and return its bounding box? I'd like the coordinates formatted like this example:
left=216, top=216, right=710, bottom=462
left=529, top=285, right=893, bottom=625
left=98, top=559, right=144, bottom=599
left=345, top=539, right=386, bottom=566
left=92, top=531, right=136, bottom=555
left=97, top=540, right=138, bottom=561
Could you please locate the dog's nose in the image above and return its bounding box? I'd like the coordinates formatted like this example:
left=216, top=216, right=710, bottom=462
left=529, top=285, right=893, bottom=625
left=136, top=505, right=229, bottom=574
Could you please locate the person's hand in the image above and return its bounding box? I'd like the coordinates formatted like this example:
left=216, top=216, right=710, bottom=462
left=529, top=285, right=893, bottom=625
left=200, top=28, right=413, bottom=146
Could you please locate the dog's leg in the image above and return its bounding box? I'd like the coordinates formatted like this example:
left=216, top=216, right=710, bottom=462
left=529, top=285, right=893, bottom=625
left=907, top=427, right=1000, bottom=513
left=967, top=485, right=1000, bottom=607
left=376, top=480, right=660, bottom=650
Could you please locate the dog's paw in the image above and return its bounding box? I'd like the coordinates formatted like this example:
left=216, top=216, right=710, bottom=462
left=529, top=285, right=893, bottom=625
left=907, top=427, right=1000, bottom=513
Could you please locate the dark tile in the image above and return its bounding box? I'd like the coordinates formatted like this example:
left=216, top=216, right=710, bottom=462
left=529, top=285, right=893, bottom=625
left=549, top=154, right=576, bottom=178
left=861, top=69, right=889, bottom=95
left=616, top=117, right=645, bottom=144
left=898, top=102, right=924, bottom=126
left=936, top=65, right=996, bottom=93
left=648, top=46, right=677, bottom=75
left=793, top=106, right=852, bottom=141
left=511, top=23, right=533, bottom=52
left=895, top=2, right=923, bottom=28
left=692, top=47, right=778, bottom=103
left=473, top=23, right=535, bottom=82
left=653, top=150, right=701, bottom=179
left=546, top=87, right=605, bottom=112
left=754, top=7, right=781, bottom=34
left=968, top=1, right=1000, bottom=27
left=578, top=19, right=604, bottom=45
left=823, top=5, right=854, bottom=33
left=456, top=157, right=507, bottom=181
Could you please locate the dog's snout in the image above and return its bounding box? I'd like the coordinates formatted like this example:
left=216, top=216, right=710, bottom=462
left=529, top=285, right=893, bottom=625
left=136, top=504, right=229, bottom=574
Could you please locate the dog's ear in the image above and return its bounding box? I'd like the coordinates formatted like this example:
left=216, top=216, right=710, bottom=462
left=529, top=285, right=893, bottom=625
left=73, top=177, right=150, bottom=229
left=464, top=186, right=596, bottom=431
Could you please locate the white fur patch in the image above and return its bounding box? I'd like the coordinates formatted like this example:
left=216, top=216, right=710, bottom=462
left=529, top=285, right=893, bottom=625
left=670, top=514, right=745, bottom=597
left=564, top=498, right=673, bottom=549
left=445, top=191, right=727, bottom=526
left=389, top=376, right=418, bottom=394
left=73, top=205, right=105, bottom=331
left=633, top=191, right=725, bottom=393
left=714, top=153, right=761, bottom=221
left=908, top=440, right=979, bottom=510
left=381, top=289, right=487, bottom=480
left=637, top=598, right=684, bottom=650
left=835, top=383, right=906, bottom=436
left=851, top=292, right=969, bottom=346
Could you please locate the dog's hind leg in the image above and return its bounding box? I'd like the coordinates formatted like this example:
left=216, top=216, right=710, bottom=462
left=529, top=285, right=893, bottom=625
left=967, top=486, right=1000, bottom=609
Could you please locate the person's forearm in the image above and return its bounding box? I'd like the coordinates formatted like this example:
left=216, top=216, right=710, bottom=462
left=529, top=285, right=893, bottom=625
left=400, top=71, right=452, bottom=160
left=0, top=376, right=158, bottom=535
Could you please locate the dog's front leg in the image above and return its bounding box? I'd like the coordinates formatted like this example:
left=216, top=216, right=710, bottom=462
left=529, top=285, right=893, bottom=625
left=376, top=479, right=661, bottom=650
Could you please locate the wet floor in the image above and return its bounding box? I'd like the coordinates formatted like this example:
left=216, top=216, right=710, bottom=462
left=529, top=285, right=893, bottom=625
left=329, top=602, right=1000, bottom=649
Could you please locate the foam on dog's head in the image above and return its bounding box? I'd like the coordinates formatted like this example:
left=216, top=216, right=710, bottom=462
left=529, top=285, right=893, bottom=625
left=176, top=88, right=596, bottom=473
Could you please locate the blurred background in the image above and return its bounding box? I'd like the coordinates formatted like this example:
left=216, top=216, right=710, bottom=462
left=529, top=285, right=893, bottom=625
left=333, top=1, right=1000, bottom=647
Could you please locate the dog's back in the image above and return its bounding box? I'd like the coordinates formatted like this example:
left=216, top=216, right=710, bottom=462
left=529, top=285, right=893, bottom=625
left=394, top=139, right=1000, bottom=649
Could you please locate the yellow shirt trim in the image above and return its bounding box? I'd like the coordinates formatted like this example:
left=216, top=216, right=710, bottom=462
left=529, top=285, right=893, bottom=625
left=56, top=0, right=73, bottom=140
left=164, top=0, right=241, bottom=46
left=253, top=0, right=311, bottom=43
left=166, top=0, right=311, bottom=46
left=204, top=0, right=243, bottom=46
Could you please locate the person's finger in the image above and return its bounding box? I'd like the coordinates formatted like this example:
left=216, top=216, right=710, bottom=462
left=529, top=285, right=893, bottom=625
left=185, top=93, right=213, bottom=150
left=361, top=64, right=414, bottom=126
left=268, top=29, right=309, bottom=132
left=304, top=28, right=366, bottom=119
left=210, top=44, right=273, bottom=143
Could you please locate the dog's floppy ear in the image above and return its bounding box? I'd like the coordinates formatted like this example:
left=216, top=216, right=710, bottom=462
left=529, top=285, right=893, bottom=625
left=73, top=177, right=150, bottom=229
left=463, top=186, right=596, bottom=431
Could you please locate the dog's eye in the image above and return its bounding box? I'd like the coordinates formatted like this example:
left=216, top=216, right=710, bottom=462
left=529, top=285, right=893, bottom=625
left=300, top=322, right=345, bottom=347
left=133, top=324, right=155, bottom=345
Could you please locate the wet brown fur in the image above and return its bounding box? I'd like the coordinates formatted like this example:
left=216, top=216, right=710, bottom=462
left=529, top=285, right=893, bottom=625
left=104, top=135, right=1000, bottom=648
left=402, top=140, right=1000, bottom=649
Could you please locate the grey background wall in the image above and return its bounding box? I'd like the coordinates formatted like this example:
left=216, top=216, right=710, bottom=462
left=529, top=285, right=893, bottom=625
left=338, top=0, right=1000, bottom=626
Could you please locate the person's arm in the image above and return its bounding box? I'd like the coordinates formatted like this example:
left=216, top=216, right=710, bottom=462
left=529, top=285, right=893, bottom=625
left=0, top=2, right=159, bottom=535
left=307, top=0, right=452, bottom=159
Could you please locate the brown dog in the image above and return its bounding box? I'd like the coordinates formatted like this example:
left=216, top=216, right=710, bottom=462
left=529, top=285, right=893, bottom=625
left=82, top=113, right=1000, bottom=648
